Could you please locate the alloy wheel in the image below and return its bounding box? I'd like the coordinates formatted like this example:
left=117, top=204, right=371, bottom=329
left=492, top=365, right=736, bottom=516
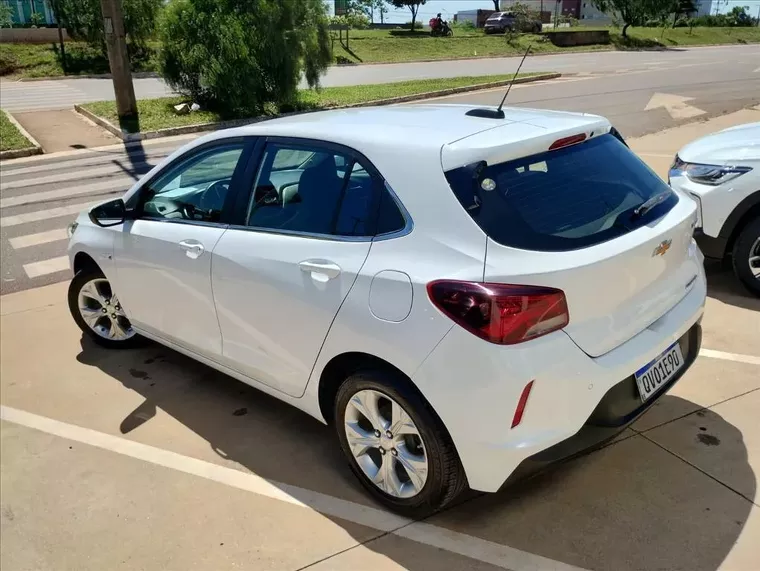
left=77, top=278, right=135, bottom=341
left=344, top=389, right=428, bottom=498
left=749, top=237, right=760, bottom=279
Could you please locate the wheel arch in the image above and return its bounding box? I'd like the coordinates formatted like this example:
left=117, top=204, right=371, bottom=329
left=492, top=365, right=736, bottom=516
left=73, top=251, right=102, bottom=275
left=720, top=191, right=760, bottom=255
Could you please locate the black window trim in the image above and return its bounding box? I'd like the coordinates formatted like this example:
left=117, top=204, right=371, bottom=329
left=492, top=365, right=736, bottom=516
left=226, top=135, right=411, bottom=242
left=125, top=136, right=257, bottom=228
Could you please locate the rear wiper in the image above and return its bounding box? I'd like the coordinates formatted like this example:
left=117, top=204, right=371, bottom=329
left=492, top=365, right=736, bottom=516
left=631, top=191, right=671, bottom=220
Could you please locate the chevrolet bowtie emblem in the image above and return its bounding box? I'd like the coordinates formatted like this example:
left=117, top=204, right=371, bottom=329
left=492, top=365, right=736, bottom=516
left=653, top=239, right=672, bottom=257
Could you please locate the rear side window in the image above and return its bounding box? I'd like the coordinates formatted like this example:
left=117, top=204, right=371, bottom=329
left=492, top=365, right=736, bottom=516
left=444, top=134, right=677, bottom=251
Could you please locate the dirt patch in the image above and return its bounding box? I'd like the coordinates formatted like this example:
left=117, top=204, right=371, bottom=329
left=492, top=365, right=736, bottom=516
left=12, top=108, right=118, bottom=153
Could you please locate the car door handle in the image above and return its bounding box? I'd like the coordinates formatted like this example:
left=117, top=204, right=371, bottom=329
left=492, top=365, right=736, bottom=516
left=179, top=240, right=205, bottom=259
left=299, top=260, right=341, bottom=281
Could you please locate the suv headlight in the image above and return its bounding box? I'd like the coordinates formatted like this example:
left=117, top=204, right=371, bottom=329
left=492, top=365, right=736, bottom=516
left=670, top=155, right=752, bottom=186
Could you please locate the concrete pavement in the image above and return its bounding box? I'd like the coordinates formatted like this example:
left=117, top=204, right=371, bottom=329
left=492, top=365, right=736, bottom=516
left=0, top=112, right=758, bottom=571
left=0, top=44, right=758, bottom=113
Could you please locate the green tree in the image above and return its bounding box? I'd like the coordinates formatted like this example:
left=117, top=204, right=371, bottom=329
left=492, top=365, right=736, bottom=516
left=390, top=0, right=426, bottom=31
left=591, top=0, right=662, bottom=37
left=491, top=0, right=500, bottom=10
left=57, top=0, right=162, bottom=51
left=0, top=2, right=14, bottom=27
left=159, top=0, right=332, bottom=116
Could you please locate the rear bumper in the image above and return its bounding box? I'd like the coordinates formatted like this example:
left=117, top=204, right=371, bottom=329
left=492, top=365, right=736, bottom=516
left=509, top=322, right=701, bottom=481
left=412, top=267, right=706, bottom=492
left=694, top=228, right=727, bottom=260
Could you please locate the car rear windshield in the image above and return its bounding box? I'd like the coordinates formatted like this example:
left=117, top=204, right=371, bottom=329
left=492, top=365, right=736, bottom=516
left=444, top=134, right=678, bottom=252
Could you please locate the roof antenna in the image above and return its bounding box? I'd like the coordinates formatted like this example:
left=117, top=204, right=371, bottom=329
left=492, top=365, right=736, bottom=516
left=466, top=44, right=532, bottom=120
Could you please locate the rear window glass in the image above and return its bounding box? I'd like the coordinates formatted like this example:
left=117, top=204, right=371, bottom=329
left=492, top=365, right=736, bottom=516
left=444, top=134, right=677, bottom=252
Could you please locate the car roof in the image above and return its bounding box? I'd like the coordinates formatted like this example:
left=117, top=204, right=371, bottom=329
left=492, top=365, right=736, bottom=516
left=198, top=104, right=610, bottom=164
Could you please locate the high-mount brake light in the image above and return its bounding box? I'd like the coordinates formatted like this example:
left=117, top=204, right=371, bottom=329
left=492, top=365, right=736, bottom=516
left=549, top=134, right=587, bottom=151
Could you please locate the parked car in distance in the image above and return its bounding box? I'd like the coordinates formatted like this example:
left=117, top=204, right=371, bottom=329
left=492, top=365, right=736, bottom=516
left=484, top=11, right=542, bottom=34
left=669, top=122, right=760, bottom=296
left=68, top=104, right=706, bottom=516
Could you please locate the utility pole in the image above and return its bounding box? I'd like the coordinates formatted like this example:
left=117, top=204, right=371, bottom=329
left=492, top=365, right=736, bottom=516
left=52, top=0, right=66, bottom=73
left=100, top=0, right=137, bottom=124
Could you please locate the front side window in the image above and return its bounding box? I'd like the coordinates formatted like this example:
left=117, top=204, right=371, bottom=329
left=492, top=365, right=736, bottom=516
left=138, top=143, right=245, bottom=223
left=246, top=143, right=375, bottom=237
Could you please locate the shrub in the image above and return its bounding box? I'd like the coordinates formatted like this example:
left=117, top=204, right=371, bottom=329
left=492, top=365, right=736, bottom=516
left=159, top=0, right=332, bottom=116
left=330, top=13, right=370, bottom=29
left=0, top=2, right=13, bottom=28
left=29, top=12, right=46, bottom=27
left=452, top=20, right=475, bottom=30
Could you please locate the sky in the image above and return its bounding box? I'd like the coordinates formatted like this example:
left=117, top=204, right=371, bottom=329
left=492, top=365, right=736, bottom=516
left=326, top=1, right=503, bottom=23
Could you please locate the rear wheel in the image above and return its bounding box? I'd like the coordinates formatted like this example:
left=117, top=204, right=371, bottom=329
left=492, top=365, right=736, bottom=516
left=68, top=267, right=143, bottom=349
left=731, top=217, right=760, bottom=297
left=334, top=370, right=467, bottom=517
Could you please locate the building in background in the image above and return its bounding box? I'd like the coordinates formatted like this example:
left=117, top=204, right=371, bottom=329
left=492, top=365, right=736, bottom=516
left=500, top=0, right=582, bottom=19
left=695, top=0, right=760, bottom=16
left=2, top=0, right=57, bottom=25
left=454, top=8, right=496, bottom=27
left=580, top=1, right=613, bottom=22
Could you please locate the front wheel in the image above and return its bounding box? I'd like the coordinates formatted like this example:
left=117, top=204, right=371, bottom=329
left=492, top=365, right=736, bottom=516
left=68, top=267, right=143, bottom=349
left=731, top=217, right=760, bottom=297
left=334, top=370, right=467, bottom=517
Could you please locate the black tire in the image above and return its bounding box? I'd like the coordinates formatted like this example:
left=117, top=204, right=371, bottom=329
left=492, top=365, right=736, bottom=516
left=334, top=369, right=467, bottom=517
left=731, top=216, right=760, bottom=297
left=68, top=267, right=144, bottom=349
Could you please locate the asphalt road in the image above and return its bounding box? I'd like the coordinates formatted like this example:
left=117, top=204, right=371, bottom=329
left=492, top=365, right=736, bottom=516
left=1, top=51, right=759, bottom=294
left=0, top=44, right=758, bottom=112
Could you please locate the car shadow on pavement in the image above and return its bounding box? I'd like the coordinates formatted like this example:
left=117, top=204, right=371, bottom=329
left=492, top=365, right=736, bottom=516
left=76, top=339, right=755, bottom=571
left=705, top=260, right=760, bottom=312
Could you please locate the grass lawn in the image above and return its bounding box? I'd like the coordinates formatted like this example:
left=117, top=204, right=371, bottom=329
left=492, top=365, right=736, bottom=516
left=331, top=26, right=760, bottom=63
left=1, top=26, right=757, bottom=79
left=81, top=72, right=545, bottom=133
left=0, top=112, right=34, bottom=152
left=0, top=41, right=159, bottom=80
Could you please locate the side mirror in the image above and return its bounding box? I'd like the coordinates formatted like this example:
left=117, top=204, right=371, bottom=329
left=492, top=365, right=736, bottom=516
left=89, top=198, right=126, bottom=227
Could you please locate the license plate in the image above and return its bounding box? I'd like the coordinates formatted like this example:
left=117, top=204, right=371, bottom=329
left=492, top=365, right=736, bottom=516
left=634, top=342, right=684, bottom=403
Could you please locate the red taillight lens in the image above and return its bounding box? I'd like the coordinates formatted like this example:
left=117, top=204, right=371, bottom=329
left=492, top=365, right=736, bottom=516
left=427, top=281, right=569, bottom=345
left=549, top=133, right=587, bottom=151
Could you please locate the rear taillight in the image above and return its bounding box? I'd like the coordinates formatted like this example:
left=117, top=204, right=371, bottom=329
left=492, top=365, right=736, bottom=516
left=427, top=281, right=569, bottom=345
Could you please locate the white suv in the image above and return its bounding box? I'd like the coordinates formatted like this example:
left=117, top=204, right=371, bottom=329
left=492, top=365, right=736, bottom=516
left=68, top=105, right=706, bottom=515
left=669, top=122, right=760, bottom=296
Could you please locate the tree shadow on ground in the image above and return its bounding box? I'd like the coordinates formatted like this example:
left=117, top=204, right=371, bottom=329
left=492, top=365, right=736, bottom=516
left=75, top=335, right=755, bottom=571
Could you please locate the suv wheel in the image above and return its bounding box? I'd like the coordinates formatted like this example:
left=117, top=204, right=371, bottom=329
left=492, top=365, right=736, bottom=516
left=731, top=216, right=760, bottom=297
left=68, top=267, right=142, bottom=348
left=334, top=370, right=467, bottom=517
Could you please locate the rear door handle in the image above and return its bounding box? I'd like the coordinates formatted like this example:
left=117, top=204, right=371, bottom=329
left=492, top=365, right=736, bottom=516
left=299, top=260, right=341, bottom=282
left=179, top=239, right=205, bottom=259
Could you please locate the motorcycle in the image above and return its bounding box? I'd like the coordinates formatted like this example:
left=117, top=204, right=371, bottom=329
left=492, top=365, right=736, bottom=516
left=429, top=19, right=454, bottom=37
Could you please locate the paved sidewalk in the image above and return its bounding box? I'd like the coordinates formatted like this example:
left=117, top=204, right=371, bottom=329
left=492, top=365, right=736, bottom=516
left=12, top=109, right=118, bottom=153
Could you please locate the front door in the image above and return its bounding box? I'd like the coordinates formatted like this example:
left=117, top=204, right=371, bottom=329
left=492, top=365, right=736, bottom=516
left=112, top=140, right=249, bottom=358
left=211, top=140, right=381, bottom=397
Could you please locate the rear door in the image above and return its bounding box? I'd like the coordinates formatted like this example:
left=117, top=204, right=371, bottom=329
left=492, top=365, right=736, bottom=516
left=211, top=138, right=382, bottom=397
left=445, top=133, right=701, bottom=357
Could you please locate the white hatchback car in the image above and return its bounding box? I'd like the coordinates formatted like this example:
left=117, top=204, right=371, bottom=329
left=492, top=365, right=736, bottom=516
left=669, top=122, right=760, bottom=296
left=68, top=105, right=706, bottom=515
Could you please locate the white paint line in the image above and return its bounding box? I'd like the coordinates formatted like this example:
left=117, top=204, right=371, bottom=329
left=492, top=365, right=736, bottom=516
left=22, top=256, right=70, bottom=278
left=9, top=228, right=68, bottom=249
left=0, top=153, right=167, bottom=179
left=0, top=163, right=147, bottom=191
left=699, top=348, right=760, bottom=366
left=0, top=201, right=96, bottom=227
left=0, top=404, right=586, bottom=571
left=0, top=179, right=129, bottom=208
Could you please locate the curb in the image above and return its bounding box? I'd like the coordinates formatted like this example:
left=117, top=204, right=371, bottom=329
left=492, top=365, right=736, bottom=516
left=74, top=72, right=561, bottom=142
left=0, top=110, right=43, bottom=161
left=16, top=71, right=161, bottom=83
